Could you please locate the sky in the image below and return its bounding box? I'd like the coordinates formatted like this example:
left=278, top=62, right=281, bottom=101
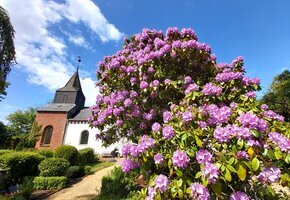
left=0, top=0, right=290, bottom=123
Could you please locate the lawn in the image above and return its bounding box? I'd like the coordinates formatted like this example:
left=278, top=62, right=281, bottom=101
left=85, top=161, right=114, bottom=173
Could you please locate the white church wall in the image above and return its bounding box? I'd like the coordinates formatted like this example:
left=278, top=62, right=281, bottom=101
left=63, top=122, right=124, bottom=156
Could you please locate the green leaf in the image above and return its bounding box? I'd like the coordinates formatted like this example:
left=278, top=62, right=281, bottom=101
left=209, top=182, right=222, bottom=196
left=225, top=169, right=232, bottom=182
left=195, top=135, right=203, bottom=147
left=226, top=165, right=237, bottom=173
left=227, top=157, right=235, bottom=165
left=195, top=171, right=202, bottom=179
left=181, top=134, right=187, bottom=141
left=178, top=189, right=183, bottom=198
left=251, top=157, right=260, bottom=171
left=274, top=151, right=282, bottom=160
left=237, top=164, right=246, bottom=181
left=177, top=179, right=183, bottom=187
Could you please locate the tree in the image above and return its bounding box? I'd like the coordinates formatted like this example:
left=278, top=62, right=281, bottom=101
left=91, top=28, right=290, bottom=199
left=261, top=70, right=290, bottom=122
left=6, top=108, right=36, bottom=136
left=0, top=121, right=8, bottom=147
left=0, top=6, right=16, bottom=100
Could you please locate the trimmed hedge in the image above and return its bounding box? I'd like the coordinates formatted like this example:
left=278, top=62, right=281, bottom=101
left=78, top=148, right=95, bottom=164
left=35, top=150, right=54, bottom=158
left=67, top=166, right=85, bottom=178
left=33, top=176, right=67, bottom=190
left=0, top=152, right=45, bottom=183
left=0, top=149, right=14, bottom=156
left=38, top=158, right=70, bottom=177
left=54, top=145, right=79, bottom=165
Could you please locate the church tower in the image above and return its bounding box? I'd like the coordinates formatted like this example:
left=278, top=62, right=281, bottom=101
left=35, top=64, right=86, bottom=150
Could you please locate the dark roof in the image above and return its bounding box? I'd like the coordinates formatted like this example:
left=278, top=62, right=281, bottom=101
left=38, top=103, right=77, bottom=112
left=69, top=107, right=91, bottom=121
left=57, top=70, right=82, bottom=92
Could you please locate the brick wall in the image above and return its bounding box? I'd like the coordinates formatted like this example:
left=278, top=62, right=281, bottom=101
left=35, top=112, right=68, bottom=150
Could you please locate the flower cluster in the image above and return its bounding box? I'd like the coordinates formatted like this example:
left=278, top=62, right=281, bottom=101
left=182, top=111, right=194, bottom=122
left=196, top=149, right=212, bottom=164
left=185, top=83, right=199, bottom=95
left=154, top=174, right=169, bottom=193
left=262, top=110, right=284, bottom=122
left=213, top=125, right=252, bottom=143
left=268, top=132, right=290, bottom=152
left=230, top=191, right=250, bottom=200
left=257, top=166, right=281, bottom=184
left=152, top=122, right=161, bottom=133
left=236, top=151, right=249, bottom=160
left=162, top=125, right=175, bottom=140
left=242, top=77, right=260, bottom=86
left=215, top=72, right=243, bottom=82
left=202, top=163, right=219, bottom=184
left=190, top=183, right=210, bottom=200
left=202, top=83, right=222, bottom=96
left=121, top=158, right=139, bottom=174
left=154, top=153, right=164, bottom=164
left=237, top=112, right=268, bottom=132
left=172, top=150, right=190, bottom=169
left=205, top=104, right=232, bottom=125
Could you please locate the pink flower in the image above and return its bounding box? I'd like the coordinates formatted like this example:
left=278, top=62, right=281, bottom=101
left=154, top=174, right=168, bottom=193
left=172, top=150, right=189, bottom=169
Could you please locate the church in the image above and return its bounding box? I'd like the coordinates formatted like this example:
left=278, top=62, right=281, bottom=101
left=34, top=68, right=123, bottom=155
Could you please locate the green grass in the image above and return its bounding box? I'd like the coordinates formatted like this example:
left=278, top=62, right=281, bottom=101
left=85, top=161, right=114, bottom=173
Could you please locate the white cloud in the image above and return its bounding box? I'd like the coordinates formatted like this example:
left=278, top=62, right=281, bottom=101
left=0, top=0, right=123, bottom=107
left=63, top=0, right=124, bottom=42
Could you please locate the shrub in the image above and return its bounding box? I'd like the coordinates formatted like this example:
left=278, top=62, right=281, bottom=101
left=67, top=166, right=85, bottom=178
left=54, top=145, right=79, bottom=165
left=0, top=152, right=45, bottom=183
left=84, top=166, right=92, bottom=175
left=0, top=149, right=13, bottom=156
left=33, top=176, right=67, bottom=190
left=35, top=149, right=54, bottom=158
left=38, top=158, right=70, bottom=177
left=96, top=167, right=139, bottom=200
left=91, top=28, right=290, bottom=199
left=78, top=148, right=95, bottom=165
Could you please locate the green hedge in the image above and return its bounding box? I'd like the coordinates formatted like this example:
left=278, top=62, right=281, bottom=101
left=33, top=176, right=67, bottom=190
left=0, top=149, right=14, bottom=156
left=54, top=145, right=79, bottom=165
left=35, top=149, right=54, bottom=158
left=78, top=148, right=95, bottom=164
left=0, top=152, right=45, bottom=183
left=67, top=166, right=85, bottom=178
left=38, top=158, right=70, bottom=177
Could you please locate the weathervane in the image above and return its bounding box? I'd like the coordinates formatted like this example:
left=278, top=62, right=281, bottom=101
left=77, top=56, right=81, bottom=70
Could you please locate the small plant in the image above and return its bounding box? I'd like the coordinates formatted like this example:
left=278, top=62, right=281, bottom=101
left=78, top=148, right=95, bottom=165
left=38, top=158, right=70, bottom=177
left=33, top=176, right=67, bottom=190
left=67, top=166, right=85, bottom=178
left=84, top=166, right=92, bottom=175
left=54, top=145, right=79, bottom=165
left=96, top=167, right=139, bottom=200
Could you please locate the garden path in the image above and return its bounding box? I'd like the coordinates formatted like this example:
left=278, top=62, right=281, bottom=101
left=47, top=159, right=122, bottom=200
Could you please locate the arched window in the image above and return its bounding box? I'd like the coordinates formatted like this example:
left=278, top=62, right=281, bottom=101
left=41, top=126, right=53, bottom=145
left=80, top=130, right=89, bottom=144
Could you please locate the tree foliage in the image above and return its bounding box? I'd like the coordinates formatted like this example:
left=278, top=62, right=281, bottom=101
left=6, top=107, right=36, bottom=136
left=261, top=70, right=290, bottom=122
left=91, top=28, right=290, bottom=199
left=0, top=6, right=16, bottom=100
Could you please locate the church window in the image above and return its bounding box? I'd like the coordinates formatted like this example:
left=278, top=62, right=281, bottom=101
left=41, top=126, right=53, bottom=145
left=80, top=130, right=89, bottom=144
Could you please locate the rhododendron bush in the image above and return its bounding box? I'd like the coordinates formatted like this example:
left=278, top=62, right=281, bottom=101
left=90, top=28, right=290, bottom=199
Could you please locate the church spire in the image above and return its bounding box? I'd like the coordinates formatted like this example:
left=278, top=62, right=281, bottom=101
left=53, top=56, right=86, bottom=108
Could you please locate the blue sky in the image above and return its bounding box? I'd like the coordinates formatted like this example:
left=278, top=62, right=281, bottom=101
left=1, top=0, right=290, bottom=122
